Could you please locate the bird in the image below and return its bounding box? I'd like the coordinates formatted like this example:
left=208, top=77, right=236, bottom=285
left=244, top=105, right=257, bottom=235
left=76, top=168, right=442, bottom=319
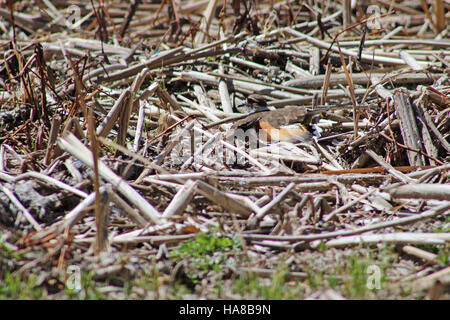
left=227, top=95, right=317, bottom=144
left=207, top=95, right=361, bottom=145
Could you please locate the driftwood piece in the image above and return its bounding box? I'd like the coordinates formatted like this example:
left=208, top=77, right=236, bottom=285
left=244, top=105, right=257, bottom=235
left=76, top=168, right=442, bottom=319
left=285, top=73, right=443, bottom=89
left=162, top=179, right=197, bottom=218
left=196, top=181, right=255, bottom=217
left=393, top=89, right=425, bottom=166
left=402, top=245, right=439, bottom=263
left=389, top=183, right=450, bottom=200
left=320, top=232, right=449, bottom=248
left=96, top=89, right=131, bottom=137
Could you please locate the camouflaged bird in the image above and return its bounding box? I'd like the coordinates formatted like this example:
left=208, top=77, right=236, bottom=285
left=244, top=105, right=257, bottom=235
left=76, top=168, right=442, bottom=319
left=227, top=95, right=319, bottom=143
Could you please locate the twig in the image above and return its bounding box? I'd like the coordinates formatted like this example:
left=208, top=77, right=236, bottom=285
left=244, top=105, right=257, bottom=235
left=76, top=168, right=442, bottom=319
left=318, top=232, right=449, bottom=248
